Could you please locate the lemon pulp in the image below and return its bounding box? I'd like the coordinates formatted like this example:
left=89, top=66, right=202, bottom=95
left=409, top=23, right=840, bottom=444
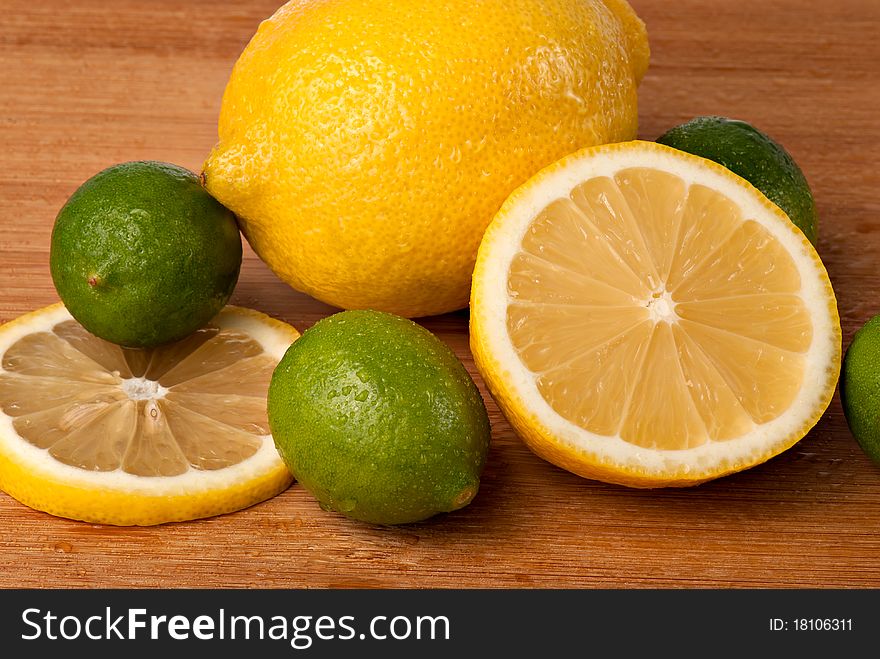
left=508, top=167, right=811, bottom=450
left=0, top=304, right=297, bottom=524
left=0, top=321, right=275, bottom=475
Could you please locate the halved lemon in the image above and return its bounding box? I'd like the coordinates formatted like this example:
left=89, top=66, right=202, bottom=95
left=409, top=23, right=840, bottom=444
left=471, top=141, right=841, bottom=487
left=0, top=303, right=298, bottom=524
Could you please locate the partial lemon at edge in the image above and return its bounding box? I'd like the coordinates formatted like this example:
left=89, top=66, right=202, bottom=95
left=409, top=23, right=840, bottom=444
left=0, top=304, right=298, bottom=525
left=471, top=140, right=841, bottom=487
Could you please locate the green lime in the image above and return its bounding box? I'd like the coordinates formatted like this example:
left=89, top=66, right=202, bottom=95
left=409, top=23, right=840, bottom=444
left=50, top=161, right=242, bottom=347
left=657, top=116, right=818, bottom=244
left=841, top=315, right=880, bottom=466
left=268, top=310, right=491, bottom=525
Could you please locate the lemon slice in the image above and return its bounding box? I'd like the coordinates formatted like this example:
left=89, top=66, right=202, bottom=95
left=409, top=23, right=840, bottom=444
left=0, top=303, right=298, bottom=524
left=471, top=141, right=841, bottom=487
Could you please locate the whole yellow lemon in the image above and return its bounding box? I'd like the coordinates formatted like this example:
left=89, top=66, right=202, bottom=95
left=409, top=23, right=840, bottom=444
left=203, top=0, right=649, bottom=317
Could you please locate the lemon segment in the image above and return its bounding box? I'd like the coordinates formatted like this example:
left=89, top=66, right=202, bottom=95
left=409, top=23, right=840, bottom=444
left=471, top=141, right=841, bottom=487
left=0, top=304, right=298, bottom=525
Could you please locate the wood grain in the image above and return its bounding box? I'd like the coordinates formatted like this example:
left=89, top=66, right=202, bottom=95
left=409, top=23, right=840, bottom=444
left=1, top=0, right=879, bottom=588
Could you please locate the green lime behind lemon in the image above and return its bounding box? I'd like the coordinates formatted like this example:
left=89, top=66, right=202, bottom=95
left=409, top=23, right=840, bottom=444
left=50, top=161, right=242, bottom=348
left=841, top=315, right=880, bottom=466
left=657, top=116, right=818, bottom=244
left=268, top=310, right=491, bottom=525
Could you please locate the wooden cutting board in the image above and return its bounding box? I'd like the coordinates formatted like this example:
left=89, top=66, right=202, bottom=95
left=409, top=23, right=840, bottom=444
left=1, top=0, right=878, bottom=588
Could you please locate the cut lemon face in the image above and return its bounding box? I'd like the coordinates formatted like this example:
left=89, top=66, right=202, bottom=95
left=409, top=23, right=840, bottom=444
left=0, top=303, right=298, bottom=524
left=471, top=141, right=840, bottom=487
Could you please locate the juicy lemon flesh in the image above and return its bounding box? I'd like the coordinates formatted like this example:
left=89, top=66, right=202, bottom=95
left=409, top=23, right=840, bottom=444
left=507, top=167, right=812, bottom=451
left=0, top=321, right=275, bottom=477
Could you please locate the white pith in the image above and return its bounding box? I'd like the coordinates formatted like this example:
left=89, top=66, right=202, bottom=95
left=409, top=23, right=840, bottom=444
left=121, top=377, right=168, bottom=401
left=644, top=290, right=678, bottom=323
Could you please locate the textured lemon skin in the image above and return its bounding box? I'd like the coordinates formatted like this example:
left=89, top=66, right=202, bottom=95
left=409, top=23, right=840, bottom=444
left=204, top=0, right=649, bottom=317
left=0, top=304, right=298, bottom=526
left=470, top=141, right=842, bottom=488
